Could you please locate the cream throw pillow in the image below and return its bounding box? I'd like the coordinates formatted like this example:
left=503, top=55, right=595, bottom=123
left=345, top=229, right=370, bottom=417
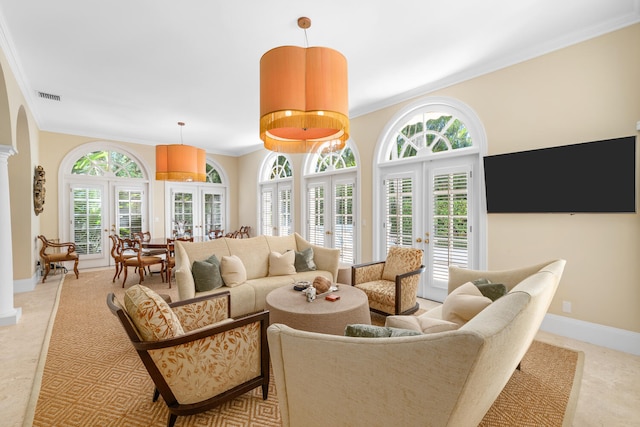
left=268, top=251, right=296, bottom=276
left=220, top=255, right=247, bottom=287
left=386, top=315, right=459, bottom=334
left=442, top=282, right=492, bottom=326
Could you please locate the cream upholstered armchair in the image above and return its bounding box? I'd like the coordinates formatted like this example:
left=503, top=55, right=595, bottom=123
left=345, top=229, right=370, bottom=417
left=351, top=246, right=425, bottom=315
left=107, top=286, right=270, bottom=427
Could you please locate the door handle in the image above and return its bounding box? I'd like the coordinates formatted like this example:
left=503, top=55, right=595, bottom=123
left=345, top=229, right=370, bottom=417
left=326, top=231, right=333, bottom=235
left=416, top=238, right=422, bottom=243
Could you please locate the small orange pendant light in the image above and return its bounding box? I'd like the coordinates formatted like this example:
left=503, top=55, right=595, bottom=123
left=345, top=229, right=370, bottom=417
left=156, top=122, right=206, bottom=182
left=260, top=17, right=349, bottom=153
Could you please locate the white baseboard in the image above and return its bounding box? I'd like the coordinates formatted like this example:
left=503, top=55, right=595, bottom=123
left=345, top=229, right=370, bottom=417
left=541, top=313, right=640, bottom=356
left=0, top=307, right=22, bottom=326
left=14, top=274, right=39, bottom=293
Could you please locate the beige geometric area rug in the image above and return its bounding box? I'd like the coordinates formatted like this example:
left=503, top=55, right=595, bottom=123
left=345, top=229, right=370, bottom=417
left=30, top=269, right=583, bottom=426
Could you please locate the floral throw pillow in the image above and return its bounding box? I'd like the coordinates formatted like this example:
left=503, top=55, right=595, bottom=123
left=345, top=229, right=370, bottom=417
left=123, top=285, right=184, bottom=341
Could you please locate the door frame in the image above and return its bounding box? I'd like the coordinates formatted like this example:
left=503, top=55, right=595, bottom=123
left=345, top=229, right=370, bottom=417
left=58, top=142, right=154, bottom=269
left=304, top=170, right=358, bottom=264
left=372, top=96, right=488, bottom=301
left=164, top=182, right=228, bottom=238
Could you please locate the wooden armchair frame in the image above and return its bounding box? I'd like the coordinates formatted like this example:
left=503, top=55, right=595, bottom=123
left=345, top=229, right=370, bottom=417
left=37, top=235, right=79, bottom=283
left=107, top=292, right=270, bottom=427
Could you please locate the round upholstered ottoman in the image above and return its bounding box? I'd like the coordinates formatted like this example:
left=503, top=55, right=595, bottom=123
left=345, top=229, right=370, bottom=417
left=265, top=284, right=371, bottom=335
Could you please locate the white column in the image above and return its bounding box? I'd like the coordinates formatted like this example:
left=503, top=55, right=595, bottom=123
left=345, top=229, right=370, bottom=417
left=0, top=145, right=21, bottom=325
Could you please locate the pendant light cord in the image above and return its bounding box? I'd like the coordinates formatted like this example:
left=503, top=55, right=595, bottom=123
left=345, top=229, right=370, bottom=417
left=178, top=121, right=185, bottom=145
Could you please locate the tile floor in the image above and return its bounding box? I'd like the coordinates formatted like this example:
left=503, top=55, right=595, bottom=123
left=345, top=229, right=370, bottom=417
left=1, top=272, right=639, bottom=427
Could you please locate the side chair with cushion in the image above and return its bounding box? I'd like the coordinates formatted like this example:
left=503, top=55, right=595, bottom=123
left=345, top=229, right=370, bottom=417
left=132, top=231, right=166, bottom=278
left=351, top=246, right=425, bottom=315
left=109, top=234, right=134, bottom=283
left=120, top=238, right=166, bottom=288
left=37, top=235, right=79, bottom=283
left=165, top=236, right=194, bottom=288
left=107, top=286, right=270, bottom=427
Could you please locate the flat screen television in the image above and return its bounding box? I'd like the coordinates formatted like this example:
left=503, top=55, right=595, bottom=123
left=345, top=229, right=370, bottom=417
left=483, top=136, right=636, bottom=213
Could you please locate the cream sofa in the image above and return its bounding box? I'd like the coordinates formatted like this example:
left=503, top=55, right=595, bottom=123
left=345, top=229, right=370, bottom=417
left=267, top=259, right=566, bottom=427
left=175, top=233, right=340, bottom=317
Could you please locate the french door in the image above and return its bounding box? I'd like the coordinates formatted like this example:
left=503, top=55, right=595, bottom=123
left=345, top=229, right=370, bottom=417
left=306, top=173, right=357, bottom=264
left=167, top=184, right=225, bottom=238
left=260, top=182, right=292, bottom=236
left=66, top=181, right=148, bottom=268
left=380, top=157, right=476, bottom=301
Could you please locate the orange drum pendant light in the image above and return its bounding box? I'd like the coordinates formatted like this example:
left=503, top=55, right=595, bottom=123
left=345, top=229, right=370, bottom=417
left=156, top=122, right=206, bottom=182
left=260, top=17, right=349, bottom=153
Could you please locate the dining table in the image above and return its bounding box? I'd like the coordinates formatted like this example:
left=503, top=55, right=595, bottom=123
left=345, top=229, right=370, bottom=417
left=142, top=236, right=205, bottom=249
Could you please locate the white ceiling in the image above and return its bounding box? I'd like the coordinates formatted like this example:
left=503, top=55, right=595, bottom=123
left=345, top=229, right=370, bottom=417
left=0, top=0, right=638, bottom=156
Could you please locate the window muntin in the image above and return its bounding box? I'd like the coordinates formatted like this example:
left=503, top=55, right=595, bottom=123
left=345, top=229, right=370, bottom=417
left=71, top=150, right=144, bottom=178
left=386, top=113, right=473, bottom=161
left=206, top=164, right=222, bottom=183
left=313, top=146, right=356, bottom=173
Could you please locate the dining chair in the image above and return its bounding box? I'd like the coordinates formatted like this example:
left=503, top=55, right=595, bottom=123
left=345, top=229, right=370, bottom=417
left=134, top=231, right=166, bottom=257
left=120, top=238, right=166, bottom=288
left=109, top=234, right=132, bottom=283
left=238, top=226, right=251, bottom=238
left=208, top=229, right=224, bottom=239
left=165, top=236, right=193, bottom=288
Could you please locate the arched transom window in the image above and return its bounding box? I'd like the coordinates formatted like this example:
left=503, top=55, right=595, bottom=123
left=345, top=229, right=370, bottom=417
left=260, top=154, right=293, bottom=236
left=384, top=112, right=474, bottom=161
left=71, top=150, right=145, bottom=178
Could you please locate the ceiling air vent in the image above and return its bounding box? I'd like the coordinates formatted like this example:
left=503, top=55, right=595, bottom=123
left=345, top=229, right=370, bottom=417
left=37, top=91, right=61, bottom=101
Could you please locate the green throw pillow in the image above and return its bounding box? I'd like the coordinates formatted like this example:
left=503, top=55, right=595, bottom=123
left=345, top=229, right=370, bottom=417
left=294, top=247, right=317, bottom=272
left=471, top=278, right=507, bottom=301
left=475, top=283, right=507, bottom=301
left=192, top=254, right=224, bottom=292
left=344, top=324, right=422, bottom=338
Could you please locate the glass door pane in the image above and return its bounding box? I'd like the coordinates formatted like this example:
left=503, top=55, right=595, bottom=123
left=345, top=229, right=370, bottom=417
left=202, top=189, right=224, bottom=237
left=69, top=183, right=109, bottom=268
left=261, top=185, right=275, bottom=236
left=116, top=188, right=143, bottom=238
left=384, top=177, right=414, bottom=250
left=172, top=191, right=194, bottom=237
left=334, top=181, right=354, bottom=264
left=278, top=185, right=292, bottom=236
left=306, top=183, right=326, bottom=246
left=426, top=166, right=470, bottom=300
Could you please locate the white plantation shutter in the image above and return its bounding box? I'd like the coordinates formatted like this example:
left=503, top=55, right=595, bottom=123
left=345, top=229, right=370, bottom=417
left=334, top=182, right=354, bottom=263
left=432, top=171, right=469, bottom=282
left=307, top=184, right=325, bottom=246
left=278, top=186, right=292, bottom=236
left=72, top=187, right=103, bottom=255
left=261, top=187, right=274, bottom=236
left=384, top=177, right=414, bottom=251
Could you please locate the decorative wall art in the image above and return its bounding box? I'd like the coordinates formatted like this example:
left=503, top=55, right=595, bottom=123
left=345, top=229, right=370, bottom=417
left=33, top=165, right=46, bottom=215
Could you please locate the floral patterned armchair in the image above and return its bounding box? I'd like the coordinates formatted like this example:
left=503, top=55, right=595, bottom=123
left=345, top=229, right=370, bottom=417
left=351, top=246, right=425, bottom=315
left=107, top=286, right=270, bottom=427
